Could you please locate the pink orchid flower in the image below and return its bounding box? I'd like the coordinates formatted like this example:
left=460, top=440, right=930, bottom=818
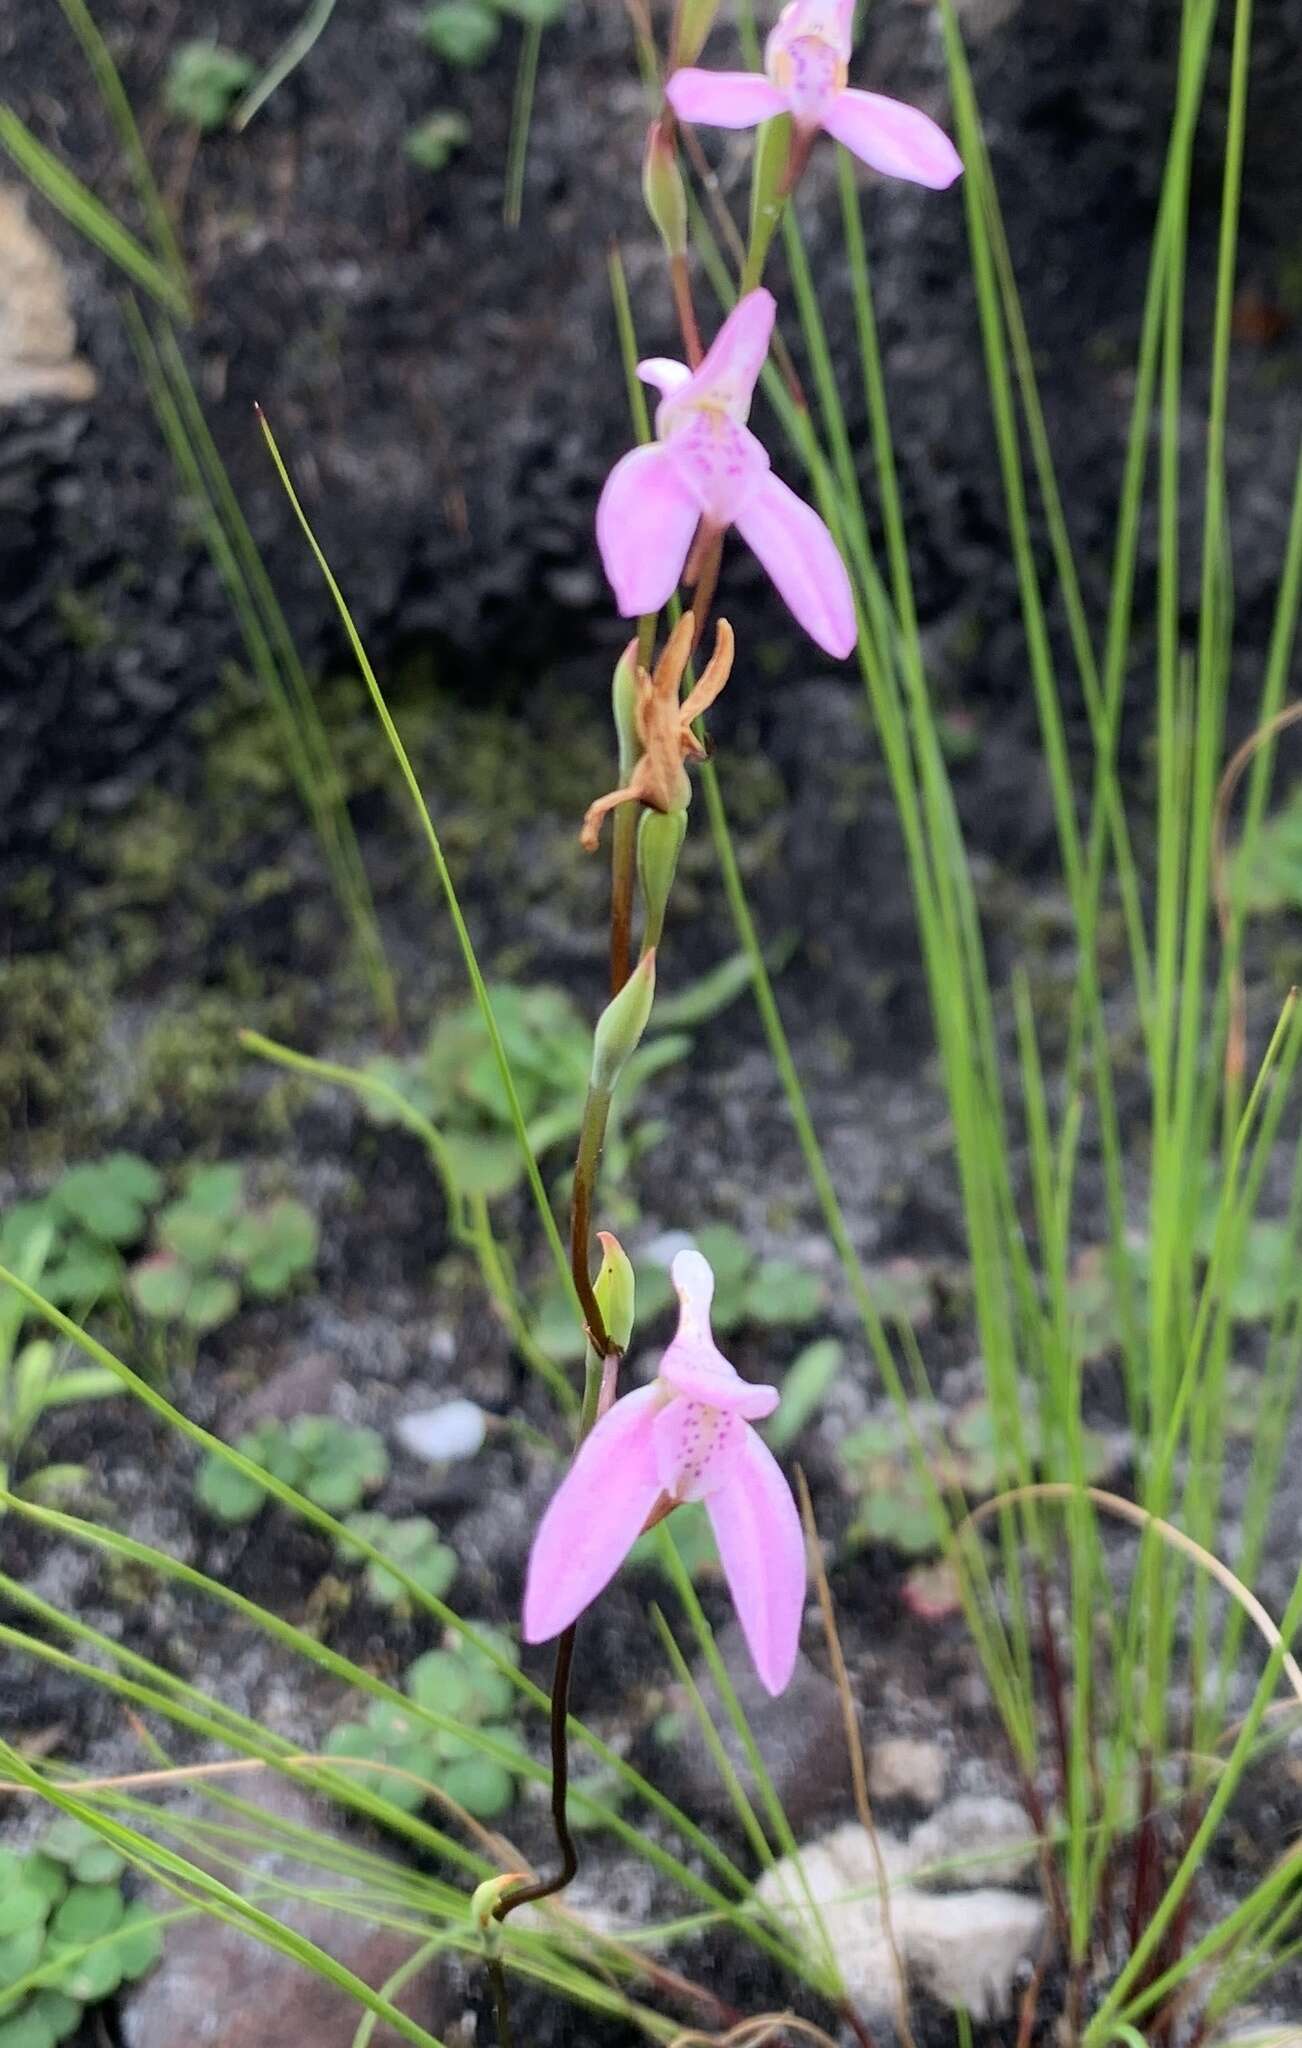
left=666, top=0, right=962, bottom=192
left=595, top=287, right=856, bottom=659
left=522, top=1247, right=807, bottom=1695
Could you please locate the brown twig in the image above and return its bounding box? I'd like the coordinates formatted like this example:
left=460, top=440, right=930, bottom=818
left=1015, top=1915, right=1056, bottom=2048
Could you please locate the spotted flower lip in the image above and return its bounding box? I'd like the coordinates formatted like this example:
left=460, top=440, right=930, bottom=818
left=666, top=0, right=963, bottom=192
left=521, top=1248, right=806, bottom=1695
left=595, top=288, right=856, bottom=659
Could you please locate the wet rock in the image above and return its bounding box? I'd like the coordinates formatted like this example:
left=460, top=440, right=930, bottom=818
left=676, top=1622, right=856, bottom=1832
left=867, top=1737, right=948, bottom=1810
left=120, top=1780, right=462, bottom=2048
left=907, top=1792, right=1038, bottom=1888
left=755, top=1817, right=1046, bottom=2021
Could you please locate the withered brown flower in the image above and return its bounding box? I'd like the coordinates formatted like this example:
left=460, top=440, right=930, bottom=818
left=581, top=612, right=733, bottom=851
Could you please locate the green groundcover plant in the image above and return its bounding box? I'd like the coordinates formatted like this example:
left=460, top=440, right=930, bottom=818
left=2, top=0, right=1302, bottom=2043
left=0, top=1819, right=162, bottom=2048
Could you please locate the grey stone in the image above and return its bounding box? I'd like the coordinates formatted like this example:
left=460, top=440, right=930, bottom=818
left=226, top=1352, right=341, bottom=1432
left=0, top=186, right=96, bottom=407
left=906, top=1793, right=1038, bottom=1889
left=891, top=1887, right=1045, bottom=2021
left=121, top=1779, right=461, bottom=2048
left=754, top=1822, right=913, bottom=2015
left=867, top=1738, right=948, bottom=1810
left=676, top=1621, right=855, bottom=1832
left=755, top=1818, right=1046, bottom=2022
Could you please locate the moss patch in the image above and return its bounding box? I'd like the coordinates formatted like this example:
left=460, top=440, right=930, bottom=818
left=0, top=953, right=105, bottom=1153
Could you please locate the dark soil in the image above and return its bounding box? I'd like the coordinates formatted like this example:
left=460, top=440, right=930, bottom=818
left=4, top=0, right=1302, bottom=867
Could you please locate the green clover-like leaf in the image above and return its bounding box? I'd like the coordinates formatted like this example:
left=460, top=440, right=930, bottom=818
left=743, top=1260, right=823, bottom=1327
left=51, top=1156, right=159, bottom=1247
left=0, top=1925, right=45, bottom=1989
left=339, top=1513, right=457, bottom=1608
left=182, top=1273, right=240, bottom=1333
left=233, top=1198, right=318, bottom=1298
left=49, top=1884, right=123, bottom=1947
left=128, top=1252, right=192, bottom=1322
left=164, top=41, right=255, bottom=129
left=405, top=110, right=471, bottom=172
left=158, top=1203, right=228, bottom=1268
left=405, top=1651, right=478, bottom=1721
left=0, top=1888, right=46, bottom=1941
left=439, top=1756, right=515, bottom=1817
left=39, top=1821, right=124, bottom=1888
left=422, top=1, right=500, bottom=64
left=194, top=1450, right=270, bottom=1523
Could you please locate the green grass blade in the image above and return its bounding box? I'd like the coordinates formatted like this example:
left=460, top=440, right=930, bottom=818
left=0, top=107, right=189, bottom=317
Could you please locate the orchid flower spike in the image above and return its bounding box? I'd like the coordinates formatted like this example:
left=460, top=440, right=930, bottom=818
left=522, top=1248, right=807, bottom=1695
left=666, top=0, right=963, bottom=192
left=596, top=288, right=856, bottom=659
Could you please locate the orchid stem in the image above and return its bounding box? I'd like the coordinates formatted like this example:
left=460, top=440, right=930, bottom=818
left=488, top=1090, right=616, bottom=1933
left=570, top=1084, right=614, bottom=1355
left=610, top=807, right=637, bottom=994
left=486, top=1956, right=515, bottom=2048
left=492, top=1094, right=617, bottom=1949
left=611, top=612, right=657, bottom=994
left=686, top=534, right=723, bottom=656
left=494, top=1624, right=580, bottom=1923
left=671, top=251, right=704, bottom=367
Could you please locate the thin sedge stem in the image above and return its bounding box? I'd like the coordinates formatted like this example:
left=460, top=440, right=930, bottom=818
left=232, top=0, right=339, bottom=130
left=53, top=0, right=191, bottom=300
left=255, top=409, right=578, bottom=1315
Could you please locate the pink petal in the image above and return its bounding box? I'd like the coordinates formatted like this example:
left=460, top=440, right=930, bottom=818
left=674, top=1248, right=716, bottom=1330
left=732, top=471, right=857, bottom=657
left=666, top=67, right=788, bottom=130
left=522, top=1385, right=663, bottom=1642
left=821, top=88, right=962, bottom=190
left=658, top=1250, right=779, bottom=1420
left=653, top=1397, right=746, bottom=1502
left=765, top=0, right=854, bottom=87
left=687, top=288, right=776, bottom=422
left=662, top=414, right=770, bottom=530
left=706, top=1427, right=806, bottom=1695
left=595, top=443, right=701, bottom=618
left=637, top=356, right=693, bottom=400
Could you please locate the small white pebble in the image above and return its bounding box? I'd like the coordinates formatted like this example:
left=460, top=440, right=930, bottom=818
left=395, top=1399, right=487, bottom=1463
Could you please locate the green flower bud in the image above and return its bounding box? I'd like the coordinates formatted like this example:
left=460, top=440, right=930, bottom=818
left=671, top=0, right=720, bottom=69
left=470, top=1873, right=527, bottom=1929
left=642, top=119, right=687, bottom=260
left=638, top=806, right=687, bottom=952
left=592, top=1230, right=635, bottom=1351
left=590, top=948, right=656, bottom=1092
